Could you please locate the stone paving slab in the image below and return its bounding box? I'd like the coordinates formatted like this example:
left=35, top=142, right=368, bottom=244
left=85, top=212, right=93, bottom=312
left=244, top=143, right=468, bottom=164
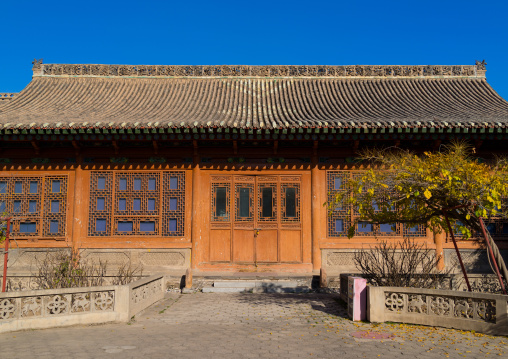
left=1, top=293, right=507, bottom=358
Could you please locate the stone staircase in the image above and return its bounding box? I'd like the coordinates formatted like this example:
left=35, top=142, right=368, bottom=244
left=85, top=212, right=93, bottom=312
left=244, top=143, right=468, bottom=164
left=201, top=280, right=311, bottom=293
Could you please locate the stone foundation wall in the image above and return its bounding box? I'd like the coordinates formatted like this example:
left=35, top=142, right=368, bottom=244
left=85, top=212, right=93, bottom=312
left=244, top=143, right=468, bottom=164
left=0, top=248, right=190, bottom=291
left=322, top=248, right=508, bottom=276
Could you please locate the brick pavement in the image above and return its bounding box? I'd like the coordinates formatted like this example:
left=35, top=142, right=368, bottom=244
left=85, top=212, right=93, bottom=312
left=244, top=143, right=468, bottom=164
left=1, top=293, right=507, bottom=358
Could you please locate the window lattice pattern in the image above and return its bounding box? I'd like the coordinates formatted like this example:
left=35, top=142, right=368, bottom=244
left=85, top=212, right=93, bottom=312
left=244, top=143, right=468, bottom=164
left=327, top=171, right=350, bottom=237
left=235, top=183, right=254, bottom=222
left=88, top=172, right=113, bottom=237
left=281, top=183, right=300, bottom=223
left=257, top=183, right=277, bottom=222
left=0, top=175, right=68, bottom=239
left=211, top=180, right=231, bottom=222
left=88, top=171, right=185, bottom=237
left=43, top=176, right=68, bottom=237
left=162, top=172, right=185, bottom=236
left=327, top=171, right=426, bottom=238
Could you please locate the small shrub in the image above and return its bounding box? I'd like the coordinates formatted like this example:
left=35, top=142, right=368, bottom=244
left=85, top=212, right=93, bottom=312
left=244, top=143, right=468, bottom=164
left=353, top=238, right=450, bottom=289
left=33, top=249, right=143, bottom=289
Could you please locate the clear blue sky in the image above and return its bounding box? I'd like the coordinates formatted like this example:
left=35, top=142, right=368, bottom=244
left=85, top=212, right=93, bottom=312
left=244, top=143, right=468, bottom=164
left=1, top=0, right=507, bottom=99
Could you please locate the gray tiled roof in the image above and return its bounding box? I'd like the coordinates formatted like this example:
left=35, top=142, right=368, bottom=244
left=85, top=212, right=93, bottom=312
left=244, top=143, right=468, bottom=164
left=0, top=63, right=507, bottom=130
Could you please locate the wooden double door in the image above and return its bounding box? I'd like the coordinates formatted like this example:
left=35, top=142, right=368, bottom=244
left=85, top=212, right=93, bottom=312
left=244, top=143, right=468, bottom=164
left=209, top=175, right=302, bottom=264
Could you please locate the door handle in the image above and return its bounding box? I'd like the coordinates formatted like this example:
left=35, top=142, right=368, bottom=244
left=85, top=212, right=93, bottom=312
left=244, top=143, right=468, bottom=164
left=254, top=228, right=261, bottom=236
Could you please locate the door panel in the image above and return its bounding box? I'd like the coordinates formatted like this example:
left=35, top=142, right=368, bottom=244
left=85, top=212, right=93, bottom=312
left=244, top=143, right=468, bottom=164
left=255, top=229, right=278, bottom=262
left=210, top=229, right=231, bottom=262
left=233, top=230, right=255, bottom=262
left=280, top=230, right=302, bottom=262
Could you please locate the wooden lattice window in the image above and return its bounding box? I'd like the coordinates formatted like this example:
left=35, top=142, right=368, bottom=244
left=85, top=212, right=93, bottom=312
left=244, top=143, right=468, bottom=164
left=0, top=175, right=68, bottom=239
left=327, top=171, right=426, bottom=238
left=88, top=171, right=185, bottom=237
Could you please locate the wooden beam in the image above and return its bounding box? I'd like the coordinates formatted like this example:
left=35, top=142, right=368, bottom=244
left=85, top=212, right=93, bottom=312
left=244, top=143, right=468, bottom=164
left=30, top=141, right=40, bottom=155
left=112, top=140, right=119, bottom=155
left=433, top=139, right=441, bottom=151
left=273, top=140, right=278, bottom=155
left=474, top=140, right=483, bottom=153
left=233, top=140, right=238, bottom=155
left=353, top=140, right=360, bottom=152
left=152, top=140, right=159, bottom=155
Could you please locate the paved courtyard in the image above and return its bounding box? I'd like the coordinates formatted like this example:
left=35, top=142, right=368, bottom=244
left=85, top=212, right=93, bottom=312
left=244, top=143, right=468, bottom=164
left=1, top=293, right=507, bottom=358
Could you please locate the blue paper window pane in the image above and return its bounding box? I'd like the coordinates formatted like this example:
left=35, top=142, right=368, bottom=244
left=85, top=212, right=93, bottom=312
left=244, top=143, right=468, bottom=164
left=140, top=221, right=155, bottom=232
left=335, top=219, right=344, bottom=233
left=97, top=177, right=106, bottom=190
left=29, top=181, right=38, bottom=193
left=0, top=181, right=6, bottom=193
left=169, top=198, right=178, bottom=211
left=169, top=177, right=178, bottom=189
left=134, top=178, right=141, bottom=190
left=13, top=200, right=21, bottom=213
left=51, top=200, right=60, bottom=213
left=372, top=202, right=379, bottom=211
left=96, top=219, right=107, bottom=232
left=409, top=226, right=418, bottom=233
left=20, top=222, right=37, bottom=233
left=28, top=200, right=37, bottom=213
left=118, top=221, right=133, bottom=232
left=119, top=178, right=127, bottom=190
left=14, top=181, right=23, bottom=193
left=49, top=220, right=59, bottom=234
left=52, top=180, right=61, bottom=193
left=168, top=219, right=177, bottom=232
left=133, top=198, right=141, bottom=211
left=147, top=198, right=156, bottom=211
left=96, top=198, right=105, bottom=211
left=148, top=178, right=156, bottom=190
left=334, top=178, right=342, bottom=190
left=380, top=223, right=394, bottom=233
left=503, top=223, right=508, bottom=234
left=487, top=224, right=496, bottom=235
left=118, top=198, right=126, bottom=211
left=358, top=222, right=373, bottom=233
left=0, top=201, right=5, bottom=212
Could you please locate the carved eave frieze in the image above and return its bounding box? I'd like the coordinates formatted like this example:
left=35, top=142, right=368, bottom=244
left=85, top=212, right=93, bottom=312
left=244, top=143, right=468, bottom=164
left=34, top=63, right=485, bottom=78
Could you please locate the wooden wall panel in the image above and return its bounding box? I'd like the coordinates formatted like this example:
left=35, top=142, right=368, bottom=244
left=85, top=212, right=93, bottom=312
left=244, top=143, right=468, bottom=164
left=233, top=230, right=255, bottom=263
left=209, top=229, right=231, bottom=262
left=255, top=229, right=278, bottom=262
left=280, top=230, right=302, bottom=263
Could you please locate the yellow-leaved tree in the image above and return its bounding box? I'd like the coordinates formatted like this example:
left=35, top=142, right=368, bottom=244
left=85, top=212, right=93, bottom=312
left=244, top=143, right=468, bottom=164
left=328, top=141, right=508, bottom=291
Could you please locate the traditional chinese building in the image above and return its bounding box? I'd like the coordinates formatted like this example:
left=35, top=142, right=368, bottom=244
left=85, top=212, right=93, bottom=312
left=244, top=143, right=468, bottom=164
left=1, top=61, right=507, bottom=281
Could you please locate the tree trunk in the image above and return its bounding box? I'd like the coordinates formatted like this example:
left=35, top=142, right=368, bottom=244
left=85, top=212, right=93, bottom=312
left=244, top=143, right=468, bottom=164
left=485, top=231, right=508, bottom=289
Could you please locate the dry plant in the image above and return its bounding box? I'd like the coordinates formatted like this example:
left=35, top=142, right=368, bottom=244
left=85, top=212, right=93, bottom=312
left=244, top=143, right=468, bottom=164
left=353, top=238, right=450, bottom=289
left=34, top=249, right=107, bottom=289
left=111, top=261, right=143, bottom=285
left=33, top=249, right=143, bottom=289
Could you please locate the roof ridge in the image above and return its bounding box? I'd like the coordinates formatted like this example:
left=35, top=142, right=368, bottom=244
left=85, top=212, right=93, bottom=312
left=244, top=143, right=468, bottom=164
left=31, top=62, right=486, bottom=79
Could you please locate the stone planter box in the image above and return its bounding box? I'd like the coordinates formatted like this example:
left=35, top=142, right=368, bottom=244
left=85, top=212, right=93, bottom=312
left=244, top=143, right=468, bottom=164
left=0, top=275, right=164, bottom=333
left=368, top=286, right=508, bottom=336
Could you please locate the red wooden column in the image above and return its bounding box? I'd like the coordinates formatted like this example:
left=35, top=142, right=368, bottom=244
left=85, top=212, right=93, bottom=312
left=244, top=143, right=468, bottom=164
left=434, top=230, right=446, bottom=270
left=311, top=143, right=322, bottom=271
left=71, top=163, right=87, bottom=252
left=190, top=141, right=200, bottom=269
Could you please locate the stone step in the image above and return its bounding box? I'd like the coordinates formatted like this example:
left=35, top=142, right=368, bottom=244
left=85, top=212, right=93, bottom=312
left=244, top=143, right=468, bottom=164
left=213, top=280, right=300, bottom=288
left=202, top=287, right=254, bottom=293
left=201, top=286, right=311, bottom=293
left=201, top=280, right=311, bottom=293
